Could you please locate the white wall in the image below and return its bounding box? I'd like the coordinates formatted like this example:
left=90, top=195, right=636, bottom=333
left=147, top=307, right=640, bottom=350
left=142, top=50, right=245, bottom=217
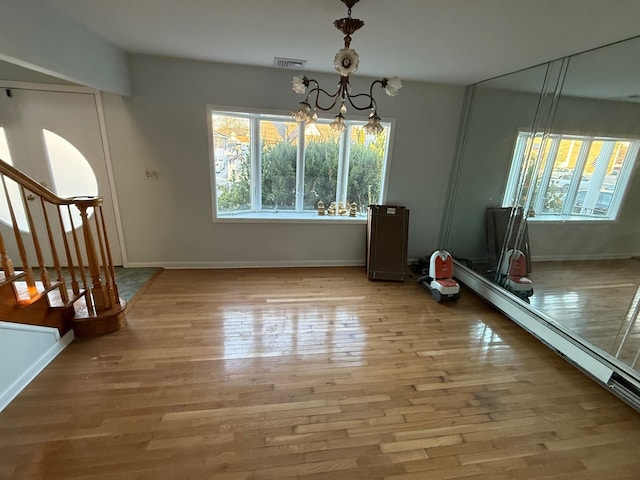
left=0, top=322, right=73, bottom=412
left=101, top=55, right=464, bottom=267
left=0, top=59, right=75, bottom=85
left=0, top=0, right=130, bottom=95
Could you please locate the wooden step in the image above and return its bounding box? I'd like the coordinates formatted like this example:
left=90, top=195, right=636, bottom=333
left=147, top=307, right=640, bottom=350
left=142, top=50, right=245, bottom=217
left=0, top=281, right=81, bottom=336
left=0, top=293, right=74, bottom=336
left=46, top=287, right=87, bottom=308
left=0, top=277, right=126, bottom=337
left=71, top=295, right=127, bottom=338
left=12, top=280, right=64, bottom=306
left=0, top=270, right=26, bottom=287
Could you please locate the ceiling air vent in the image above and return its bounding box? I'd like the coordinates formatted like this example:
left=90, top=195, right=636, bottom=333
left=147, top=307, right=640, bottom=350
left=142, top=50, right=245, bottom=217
left=273, top=57, right=307, bottom=69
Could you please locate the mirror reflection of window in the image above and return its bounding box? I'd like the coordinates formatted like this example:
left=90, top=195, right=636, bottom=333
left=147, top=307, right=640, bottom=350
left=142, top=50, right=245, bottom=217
left=503, top=131, right=640, bottom=221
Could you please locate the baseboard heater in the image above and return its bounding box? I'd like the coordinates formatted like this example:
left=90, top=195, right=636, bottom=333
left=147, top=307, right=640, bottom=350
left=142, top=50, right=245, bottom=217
left=609, top=372, right=640, bottom=411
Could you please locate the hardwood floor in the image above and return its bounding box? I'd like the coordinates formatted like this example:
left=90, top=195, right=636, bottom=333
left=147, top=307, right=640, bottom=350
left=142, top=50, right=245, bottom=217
left=1, top=267, right=640, bottom=479
left=529, top=259, right=640, bottom=365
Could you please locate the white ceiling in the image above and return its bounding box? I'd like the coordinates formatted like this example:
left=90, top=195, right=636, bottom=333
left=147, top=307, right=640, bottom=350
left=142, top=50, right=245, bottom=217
left=44, top=0, right=640, bottom=86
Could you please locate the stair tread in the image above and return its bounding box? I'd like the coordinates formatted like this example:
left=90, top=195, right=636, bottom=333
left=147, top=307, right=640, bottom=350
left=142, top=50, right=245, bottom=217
left=47, top=288, right=86, bottom=308
left=0, top=270, right=25, bottom=286
left=13, top=280, right=63, bottom=305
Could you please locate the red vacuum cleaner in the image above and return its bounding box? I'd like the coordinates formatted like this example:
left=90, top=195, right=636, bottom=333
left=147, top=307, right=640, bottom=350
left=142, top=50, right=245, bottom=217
left=417, top=250, right=461, bottom=302
left=498, top=248, right=533, bottom=302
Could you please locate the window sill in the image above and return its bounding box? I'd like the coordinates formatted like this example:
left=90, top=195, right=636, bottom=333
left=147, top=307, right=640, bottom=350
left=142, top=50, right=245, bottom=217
left=528, top=215, right=616, bottom=223
left=214, top=211, right=368, bottom=224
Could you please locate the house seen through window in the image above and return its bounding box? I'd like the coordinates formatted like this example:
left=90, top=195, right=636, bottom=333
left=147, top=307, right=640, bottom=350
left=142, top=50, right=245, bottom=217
left=210, top=109, right=391, bottom=220
left=503, top=131, right=640, bottom=221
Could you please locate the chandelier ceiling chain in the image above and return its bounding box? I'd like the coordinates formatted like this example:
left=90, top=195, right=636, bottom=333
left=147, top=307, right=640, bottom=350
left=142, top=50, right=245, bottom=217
left=291, top=0, right=401, bottom=135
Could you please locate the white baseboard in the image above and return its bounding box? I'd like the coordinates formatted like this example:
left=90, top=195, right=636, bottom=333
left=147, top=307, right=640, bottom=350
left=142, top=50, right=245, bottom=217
left=0, top=325, right=74, bottom=412
left=452, top=253, right=639, bottom=265
left=126, top=260, right=367, bottom=269
left=531, top=253, right=640, bottom=262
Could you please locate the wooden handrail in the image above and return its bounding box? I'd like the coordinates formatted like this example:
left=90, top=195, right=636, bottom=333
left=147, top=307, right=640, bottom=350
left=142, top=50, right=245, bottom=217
left=0, top=158, right=102, bottom=207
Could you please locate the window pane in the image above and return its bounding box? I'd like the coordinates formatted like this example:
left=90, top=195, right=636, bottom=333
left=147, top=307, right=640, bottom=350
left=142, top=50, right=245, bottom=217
left=303, top=123, right=339, bottom=210
left=530, top=136, right=553, bottom=204
left=571, top=140, right=630, bottom=217
left=346, top=125, right=387, bottom=214
left=212, top=115, right=251, bottom=214
left=514, top=133, right=545, bottom=209
left=261, top=120, right=298, bottom=211
left=570, top=140, right=602, bottom=216
left=604, top=140, right=630, bottom=191
left=542, top=138, right=585, bottom=214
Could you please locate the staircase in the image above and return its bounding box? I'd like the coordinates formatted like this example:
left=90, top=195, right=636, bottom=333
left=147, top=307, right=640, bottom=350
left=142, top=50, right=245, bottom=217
left=0, top=158, right=126, bottom=337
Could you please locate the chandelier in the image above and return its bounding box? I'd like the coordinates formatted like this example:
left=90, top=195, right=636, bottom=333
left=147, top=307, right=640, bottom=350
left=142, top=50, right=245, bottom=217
left=291, top=0, right=401, bottom=135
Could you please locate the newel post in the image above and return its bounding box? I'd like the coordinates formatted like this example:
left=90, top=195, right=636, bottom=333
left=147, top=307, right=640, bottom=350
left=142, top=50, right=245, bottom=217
left=75, top=198, right=111, bottom=312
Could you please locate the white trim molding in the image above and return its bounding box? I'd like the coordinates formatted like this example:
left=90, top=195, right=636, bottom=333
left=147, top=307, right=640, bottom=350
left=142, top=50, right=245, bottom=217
left=127, top=260, right=367, bottom=269
left=0, top=323, right=74, bottom=412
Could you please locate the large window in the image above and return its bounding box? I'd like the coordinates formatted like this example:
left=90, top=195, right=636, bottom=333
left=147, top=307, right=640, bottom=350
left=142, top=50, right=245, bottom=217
left=209, top=108, right=392, bottom=220
left=503, top=131, right=639, bottom=221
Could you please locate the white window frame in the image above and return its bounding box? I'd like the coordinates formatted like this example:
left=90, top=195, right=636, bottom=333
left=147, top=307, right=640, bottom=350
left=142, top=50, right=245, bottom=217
left=207, top=106, right=394, bottom=222
left=503, top=130, right=639, bottom=222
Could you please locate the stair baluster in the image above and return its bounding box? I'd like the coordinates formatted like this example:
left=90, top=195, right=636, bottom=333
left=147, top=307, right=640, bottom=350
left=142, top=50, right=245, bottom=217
left=40, top=197, right=68, bottom=303
left=1, top=176, right=37, bottom=297
left=67, top=204, right=93, bottom=312
left=21, top=185, right=51, bottom=289
left=97, top=205, right=119, bottom=303
left=56, top=206, right=80, bottom=296
left=0, top=230, right=14, bottom=277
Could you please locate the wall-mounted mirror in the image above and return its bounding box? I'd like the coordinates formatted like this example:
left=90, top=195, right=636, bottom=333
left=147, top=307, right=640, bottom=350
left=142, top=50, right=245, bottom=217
left=442, top=35, right=640, bottom=405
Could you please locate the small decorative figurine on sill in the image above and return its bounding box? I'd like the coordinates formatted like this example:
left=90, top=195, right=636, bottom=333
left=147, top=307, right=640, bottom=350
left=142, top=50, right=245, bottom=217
left=327, top=202, right=336, bottom=216
left=317, top=200, right=325, bottom=216
left=338, top=202, right=348, bottom=216
left=350, top=202, right=357, bottom=217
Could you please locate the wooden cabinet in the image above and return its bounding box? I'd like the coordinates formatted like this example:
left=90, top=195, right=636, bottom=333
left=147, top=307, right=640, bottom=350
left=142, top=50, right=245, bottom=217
left=366, top=205, right=409, bottom=281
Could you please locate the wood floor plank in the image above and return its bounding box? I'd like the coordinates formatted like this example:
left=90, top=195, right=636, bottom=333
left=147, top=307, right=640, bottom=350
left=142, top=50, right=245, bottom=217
left=1, top=266, right=639, bottom=479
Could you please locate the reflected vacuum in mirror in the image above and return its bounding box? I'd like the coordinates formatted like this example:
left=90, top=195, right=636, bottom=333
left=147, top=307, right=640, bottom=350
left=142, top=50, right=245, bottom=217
left=416, top=250, right=461, bottom=303
left=499, top=249, right=533, bottom=303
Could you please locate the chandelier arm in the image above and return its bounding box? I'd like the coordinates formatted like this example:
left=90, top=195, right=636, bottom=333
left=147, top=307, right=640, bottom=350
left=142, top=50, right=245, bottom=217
left=305, top=83, right=344, bottom=112
left=369, top=79, right=385, bottom=96
left=309, top=87, right=342, bottom=111
left=345, top=92, right=376, bottom=112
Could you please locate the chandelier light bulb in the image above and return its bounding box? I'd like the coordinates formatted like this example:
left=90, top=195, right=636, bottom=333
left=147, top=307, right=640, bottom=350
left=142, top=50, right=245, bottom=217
left=330, top=114, right=346, bottom=133
left=363, top=112, right=384, bottom=135
left=292, top=101, right=314, bottom=123
left=292, top=75, right=309, bottom=94
left=382, top=76, right=402, bottom=97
